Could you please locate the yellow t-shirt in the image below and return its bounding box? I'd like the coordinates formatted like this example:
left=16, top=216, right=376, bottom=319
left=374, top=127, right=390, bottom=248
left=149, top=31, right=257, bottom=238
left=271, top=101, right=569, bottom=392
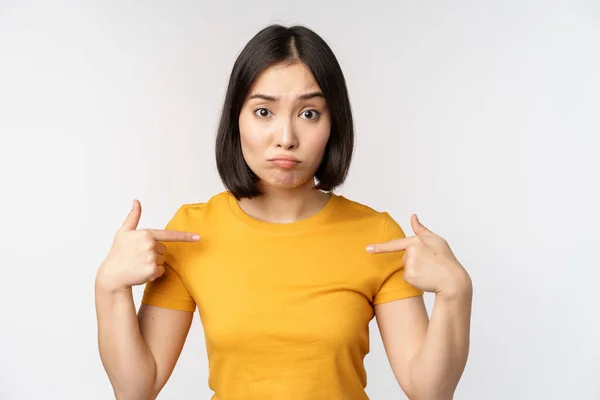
left=142, top=191, right=423, bottom=399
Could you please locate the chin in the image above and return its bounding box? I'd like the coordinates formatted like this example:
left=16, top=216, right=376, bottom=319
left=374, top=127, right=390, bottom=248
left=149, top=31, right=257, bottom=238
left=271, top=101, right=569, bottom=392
left=264, top=179, right=303, bottom=189
left=260, top=172, right=315, bottom=190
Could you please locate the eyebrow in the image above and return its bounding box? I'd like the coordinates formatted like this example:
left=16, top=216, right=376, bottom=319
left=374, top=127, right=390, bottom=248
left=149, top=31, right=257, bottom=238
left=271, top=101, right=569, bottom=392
left=247, top=91, right=325, bottom=101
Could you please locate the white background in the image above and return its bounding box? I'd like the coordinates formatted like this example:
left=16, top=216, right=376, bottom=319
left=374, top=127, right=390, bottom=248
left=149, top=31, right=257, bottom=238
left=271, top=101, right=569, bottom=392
left=1, top=1, right=599, bottom=399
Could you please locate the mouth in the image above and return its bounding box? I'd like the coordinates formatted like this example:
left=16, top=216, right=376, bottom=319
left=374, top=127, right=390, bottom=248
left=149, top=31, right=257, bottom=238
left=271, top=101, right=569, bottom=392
left=269, top=157, right=301, bottom=169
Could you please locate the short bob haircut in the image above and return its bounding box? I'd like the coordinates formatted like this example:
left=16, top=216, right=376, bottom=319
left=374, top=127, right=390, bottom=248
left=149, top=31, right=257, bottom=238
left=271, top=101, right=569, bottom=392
left=215, top=24, right=354, bottom=200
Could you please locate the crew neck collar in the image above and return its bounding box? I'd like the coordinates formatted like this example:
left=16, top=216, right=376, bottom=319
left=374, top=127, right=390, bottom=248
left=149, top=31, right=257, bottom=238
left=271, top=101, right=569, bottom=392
left=226, top=191, right=338, bottom=234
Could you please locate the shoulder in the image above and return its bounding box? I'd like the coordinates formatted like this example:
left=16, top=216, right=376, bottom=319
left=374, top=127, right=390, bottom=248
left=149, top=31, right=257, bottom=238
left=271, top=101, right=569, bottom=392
left=333, top=194, right=405, bottom=240
left=334, top=193, right=391, bottom=223
left=167, top=191, right=230, bottom=228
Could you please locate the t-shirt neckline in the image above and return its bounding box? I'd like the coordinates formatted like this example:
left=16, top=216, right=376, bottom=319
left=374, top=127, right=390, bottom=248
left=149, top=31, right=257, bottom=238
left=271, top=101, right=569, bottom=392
left=226, top=191, right=338, bottom=234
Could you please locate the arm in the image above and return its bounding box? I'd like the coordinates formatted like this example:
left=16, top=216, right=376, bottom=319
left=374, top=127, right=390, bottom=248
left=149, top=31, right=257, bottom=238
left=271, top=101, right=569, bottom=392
left=375, top=280, right=473, bottom=399
left=368, top=213, right=473, bottom=399
left=95, top=200, right=199, bottom=399
left=95, top=280, right=193, bottom=400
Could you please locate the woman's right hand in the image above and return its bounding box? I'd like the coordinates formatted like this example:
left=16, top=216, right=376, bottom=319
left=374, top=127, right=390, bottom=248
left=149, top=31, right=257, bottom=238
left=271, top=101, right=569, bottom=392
left=95, top=200, right=200, bottom=293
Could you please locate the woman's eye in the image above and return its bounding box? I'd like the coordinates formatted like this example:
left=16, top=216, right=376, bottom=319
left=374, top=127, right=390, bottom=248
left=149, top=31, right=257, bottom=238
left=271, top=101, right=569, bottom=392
left=254, top=108, right=272, bottom=118
left=301, top=110, right=320, bottom=120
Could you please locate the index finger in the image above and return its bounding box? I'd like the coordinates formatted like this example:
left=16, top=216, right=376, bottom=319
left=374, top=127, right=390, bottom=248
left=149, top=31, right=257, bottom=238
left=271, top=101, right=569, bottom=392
left=366, top=237, right=414, bottom=254
left=149, top=229, right=200, bottom=242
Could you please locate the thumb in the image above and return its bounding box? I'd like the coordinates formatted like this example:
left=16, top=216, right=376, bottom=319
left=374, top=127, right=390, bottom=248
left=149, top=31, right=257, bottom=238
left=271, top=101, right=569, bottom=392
left=119, top=199, right=141, bottom=232
left=411, top=214, right=431, bottom=236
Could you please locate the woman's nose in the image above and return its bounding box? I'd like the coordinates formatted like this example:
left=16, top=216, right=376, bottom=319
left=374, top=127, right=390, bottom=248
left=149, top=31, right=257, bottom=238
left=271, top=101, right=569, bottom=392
left=275, top=120, right=298, bottom=149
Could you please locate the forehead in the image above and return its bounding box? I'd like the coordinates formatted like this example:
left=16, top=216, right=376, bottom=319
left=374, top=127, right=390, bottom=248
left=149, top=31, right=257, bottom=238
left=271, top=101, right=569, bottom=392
left=248, top=62, right=322, bottom=95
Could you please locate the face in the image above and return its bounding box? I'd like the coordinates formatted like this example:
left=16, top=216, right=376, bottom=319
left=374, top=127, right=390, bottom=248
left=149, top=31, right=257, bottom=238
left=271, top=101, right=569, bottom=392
left=238, top=61, right=331, bottom=190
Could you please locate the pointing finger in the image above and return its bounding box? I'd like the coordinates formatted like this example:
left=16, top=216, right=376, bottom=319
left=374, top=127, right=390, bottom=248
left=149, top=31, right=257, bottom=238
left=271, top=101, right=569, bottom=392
left=366, top=237, right=415, bottom=254
left=150, top=229, right=200, bottom=243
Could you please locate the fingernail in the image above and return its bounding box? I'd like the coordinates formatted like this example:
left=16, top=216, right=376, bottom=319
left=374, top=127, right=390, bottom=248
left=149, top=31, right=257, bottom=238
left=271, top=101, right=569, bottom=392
left=366, top=245, right=374, bottom=252
left=192, top=234, right=200, bottom=241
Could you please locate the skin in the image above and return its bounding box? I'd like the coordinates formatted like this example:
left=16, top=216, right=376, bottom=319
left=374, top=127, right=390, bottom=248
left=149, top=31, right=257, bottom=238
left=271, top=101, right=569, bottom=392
left=95, top=201, right=199, bottom=399
left=236, top=61, right=332, bottom=223
left=95, top=60, right=472, bottom=399
left=368, top=215, right=473, bottom=398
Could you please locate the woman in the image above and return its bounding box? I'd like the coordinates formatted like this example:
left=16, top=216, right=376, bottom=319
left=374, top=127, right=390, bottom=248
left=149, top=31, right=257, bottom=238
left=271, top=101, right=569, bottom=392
left=95, top=24, right=473, bottom=400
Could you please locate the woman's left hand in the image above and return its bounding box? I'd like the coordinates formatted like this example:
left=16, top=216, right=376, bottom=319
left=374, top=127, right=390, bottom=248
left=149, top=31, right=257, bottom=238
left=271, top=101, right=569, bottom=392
left=366, top=214, right=472, bottom=298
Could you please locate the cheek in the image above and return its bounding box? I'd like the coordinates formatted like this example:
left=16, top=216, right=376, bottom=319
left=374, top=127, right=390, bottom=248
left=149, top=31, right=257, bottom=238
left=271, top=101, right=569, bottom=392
left=306, top=127, right=331, bottom=157
left=239, top=115, right=264, bottom=157
left=240, top=132, right=258, bottom=155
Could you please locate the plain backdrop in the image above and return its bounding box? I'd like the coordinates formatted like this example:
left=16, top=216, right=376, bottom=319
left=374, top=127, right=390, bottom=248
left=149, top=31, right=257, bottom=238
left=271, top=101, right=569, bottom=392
left=1, top=1, right=599, bottom=399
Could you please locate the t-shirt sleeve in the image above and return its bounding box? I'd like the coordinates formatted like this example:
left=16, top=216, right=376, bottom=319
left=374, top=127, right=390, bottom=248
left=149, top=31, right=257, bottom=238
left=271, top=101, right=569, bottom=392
left=141, top=206, right=196, bottom=312
left=373, top=212, right=424, bottom=305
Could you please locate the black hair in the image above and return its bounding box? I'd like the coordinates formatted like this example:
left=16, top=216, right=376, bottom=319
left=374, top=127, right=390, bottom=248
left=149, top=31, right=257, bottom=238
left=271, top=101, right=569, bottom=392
left=215, top=24, right=354, bottom=200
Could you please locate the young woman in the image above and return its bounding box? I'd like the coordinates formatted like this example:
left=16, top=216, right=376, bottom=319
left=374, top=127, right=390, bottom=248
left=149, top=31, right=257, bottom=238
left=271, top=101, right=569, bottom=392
left=95, top=24, right=473, bottom=400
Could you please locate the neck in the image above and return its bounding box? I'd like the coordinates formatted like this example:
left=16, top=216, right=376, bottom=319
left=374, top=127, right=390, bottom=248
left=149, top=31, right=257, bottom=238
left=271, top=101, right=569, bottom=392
left=237, top=179, right=331, bottom=224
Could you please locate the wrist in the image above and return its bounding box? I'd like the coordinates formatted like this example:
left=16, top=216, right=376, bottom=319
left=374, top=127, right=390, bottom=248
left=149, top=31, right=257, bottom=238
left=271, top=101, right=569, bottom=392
left=436, top=268, right=473, bottom=300
left=95, top=264, right=131, bottom=295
